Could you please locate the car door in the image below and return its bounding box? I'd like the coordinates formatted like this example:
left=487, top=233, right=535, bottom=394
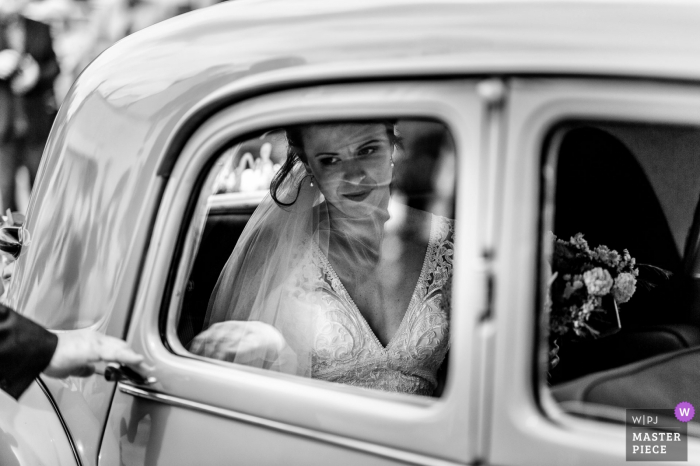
left=0, top=381, right=78, bottom=466
left=99, top=79, right=492, bottom=465
left=489, top=77, right=700, bottom=465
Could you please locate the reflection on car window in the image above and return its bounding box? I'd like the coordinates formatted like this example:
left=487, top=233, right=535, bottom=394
left=178, top=119, right=456, bottom=398
left=545, top=123, right=700, bottom=421
left=212, top=130, right=287, bottom=195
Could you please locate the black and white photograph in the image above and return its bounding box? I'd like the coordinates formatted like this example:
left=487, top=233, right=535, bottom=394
left=1, top=0, right=700, bottom=464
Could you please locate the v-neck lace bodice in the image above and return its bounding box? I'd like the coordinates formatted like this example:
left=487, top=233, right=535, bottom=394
left=294, top=214, right=454, bottom=396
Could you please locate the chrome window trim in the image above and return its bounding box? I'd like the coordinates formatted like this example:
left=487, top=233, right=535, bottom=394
left=118, top=383, right=463, bottom=466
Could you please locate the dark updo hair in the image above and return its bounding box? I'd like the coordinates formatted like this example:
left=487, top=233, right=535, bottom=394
left=270, top=121, right=400, bottom=206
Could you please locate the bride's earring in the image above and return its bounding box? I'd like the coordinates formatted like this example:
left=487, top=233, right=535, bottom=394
left=310, top=176, right=314, bottom=187
left=390, top=157, right=395, bottom=167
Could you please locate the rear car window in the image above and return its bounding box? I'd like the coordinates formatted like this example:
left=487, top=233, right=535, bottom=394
left=543, top=122, right=700, bottom=419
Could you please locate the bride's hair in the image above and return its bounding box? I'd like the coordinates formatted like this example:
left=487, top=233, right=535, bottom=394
left=270, top=121, right=400, bottom=206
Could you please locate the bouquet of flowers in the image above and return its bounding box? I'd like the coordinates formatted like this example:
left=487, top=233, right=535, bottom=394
left=548, top=233, right=640, bottom=342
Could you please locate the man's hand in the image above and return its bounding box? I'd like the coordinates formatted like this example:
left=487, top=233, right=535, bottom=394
left=43, top=330, right=148, bottom=379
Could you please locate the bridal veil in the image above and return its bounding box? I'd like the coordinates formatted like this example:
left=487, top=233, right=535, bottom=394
left=202, top=158, right=331, bottom=376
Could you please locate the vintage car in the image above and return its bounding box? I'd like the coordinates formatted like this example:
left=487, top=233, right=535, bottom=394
left=3, top=0, right=700, bottom=464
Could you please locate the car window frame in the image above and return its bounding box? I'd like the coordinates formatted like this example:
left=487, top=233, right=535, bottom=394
left=123, top=79, right=488, bottom=464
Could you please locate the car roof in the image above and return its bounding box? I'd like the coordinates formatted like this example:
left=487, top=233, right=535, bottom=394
left=89, top=0, right=700, bottom=100
left=70, top=0, right=700, bottom=167
left=13, top=0, right=700, bottom=327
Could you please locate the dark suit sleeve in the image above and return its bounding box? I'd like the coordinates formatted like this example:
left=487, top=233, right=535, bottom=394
left=36, top=22, right=60, bottom=89
left=25, top=18, right=60, bottom=93
left=0, top=303, right=57, bottom=399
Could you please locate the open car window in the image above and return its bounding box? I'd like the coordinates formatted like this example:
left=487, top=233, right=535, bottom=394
left=172, top=118, right=456, bottom=399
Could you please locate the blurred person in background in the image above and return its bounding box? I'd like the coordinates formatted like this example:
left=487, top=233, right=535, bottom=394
left=65, top=0, right=210, bottom=87
left=0, top=0, right=59, bottom=213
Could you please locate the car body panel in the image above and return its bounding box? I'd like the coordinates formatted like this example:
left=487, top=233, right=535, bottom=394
left=40, top=376, right=120, bottom=466
left=101, top=388, right=417, bottom=466
left=0, top=381, right=76, bottom=466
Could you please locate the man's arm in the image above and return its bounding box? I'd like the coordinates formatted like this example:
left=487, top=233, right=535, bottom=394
left=0, top=303, right=57, bottom=399
left=0, top=303, right=148, bottom=400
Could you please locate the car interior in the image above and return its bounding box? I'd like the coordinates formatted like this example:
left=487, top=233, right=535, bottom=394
left=548, top=122, right=700, bottom=415
left=177, top=203, right=255, bottom=348
left=177, top=131, right=287, bottom=347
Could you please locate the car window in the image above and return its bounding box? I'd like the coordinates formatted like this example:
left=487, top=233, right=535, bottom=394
left=172, top=118, right=456, bottom=398
left=543, top=121, right=700, bottom=418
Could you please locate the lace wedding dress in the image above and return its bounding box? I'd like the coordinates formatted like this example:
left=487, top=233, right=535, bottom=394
left=293, top=214, right=454, bottom=396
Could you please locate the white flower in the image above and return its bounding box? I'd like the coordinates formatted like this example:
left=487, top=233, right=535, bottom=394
left=583, top=267, right=613, bottom=296
left=612, top=272, right=637, bottom=304
left=580, top=296, right=598, bottom=316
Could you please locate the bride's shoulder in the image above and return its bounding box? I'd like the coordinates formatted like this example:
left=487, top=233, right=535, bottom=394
left=432, top=213, right=454, bottom=229
left=401, top=209, right=454, bottom=256
left=430, top=213, right=455, bottom=246
left=402, top=207, right=454, bottom=243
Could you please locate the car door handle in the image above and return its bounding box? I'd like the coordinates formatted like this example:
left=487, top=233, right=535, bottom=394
left=0, top=211, right=28, bottom=260
left=102, top=363, right=156, bottom=386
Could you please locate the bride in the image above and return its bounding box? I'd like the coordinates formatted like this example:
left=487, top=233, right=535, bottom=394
left=190, top=121, right=454, bottom=397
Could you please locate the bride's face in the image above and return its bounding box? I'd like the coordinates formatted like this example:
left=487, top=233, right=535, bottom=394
left=300, top=123, right=394, bottom=219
